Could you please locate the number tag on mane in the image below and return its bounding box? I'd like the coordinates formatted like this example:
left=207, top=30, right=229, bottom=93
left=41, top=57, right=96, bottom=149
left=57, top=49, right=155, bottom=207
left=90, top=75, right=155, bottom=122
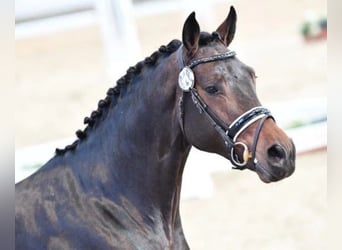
left=178, top=67, right=194, bottom=92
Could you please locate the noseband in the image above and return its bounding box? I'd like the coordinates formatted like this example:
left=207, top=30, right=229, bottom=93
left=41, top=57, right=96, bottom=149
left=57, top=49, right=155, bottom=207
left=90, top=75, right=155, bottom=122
left=177, top=45, right=273, bottom=170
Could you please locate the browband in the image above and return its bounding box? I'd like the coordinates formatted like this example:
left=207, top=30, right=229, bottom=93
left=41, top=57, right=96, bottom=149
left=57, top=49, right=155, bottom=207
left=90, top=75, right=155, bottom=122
left=177, top=44, right=236, bottom=69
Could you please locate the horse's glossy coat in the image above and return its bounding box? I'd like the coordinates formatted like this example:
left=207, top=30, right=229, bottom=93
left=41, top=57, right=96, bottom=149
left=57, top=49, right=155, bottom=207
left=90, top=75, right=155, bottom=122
left=15, top=6, right=295, bottom=249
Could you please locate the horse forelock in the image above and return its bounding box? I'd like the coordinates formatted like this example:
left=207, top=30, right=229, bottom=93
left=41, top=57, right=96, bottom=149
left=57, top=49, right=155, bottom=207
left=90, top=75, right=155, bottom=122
left=198, top=31, right=223, bottom=46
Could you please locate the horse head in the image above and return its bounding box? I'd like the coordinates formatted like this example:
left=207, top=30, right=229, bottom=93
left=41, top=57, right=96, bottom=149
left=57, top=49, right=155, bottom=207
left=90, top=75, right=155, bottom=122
left=178, top=7, right=295, bottom=183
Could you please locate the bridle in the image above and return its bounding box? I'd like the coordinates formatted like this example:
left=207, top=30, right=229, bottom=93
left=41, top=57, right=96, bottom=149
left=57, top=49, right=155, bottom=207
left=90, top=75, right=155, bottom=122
left=177, top=45, right=274, bottom=170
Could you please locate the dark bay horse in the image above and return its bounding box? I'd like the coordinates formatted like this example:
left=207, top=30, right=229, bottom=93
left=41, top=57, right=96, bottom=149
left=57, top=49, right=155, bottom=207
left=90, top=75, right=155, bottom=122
left=16, top=6, right=295, bottom=249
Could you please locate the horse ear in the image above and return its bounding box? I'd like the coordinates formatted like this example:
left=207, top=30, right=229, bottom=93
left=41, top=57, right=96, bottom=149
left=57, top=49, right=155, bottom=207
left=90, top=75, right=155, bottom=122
left=216, top=6, right=237, bottom=47
left=182, top=12, right=200, bottom=57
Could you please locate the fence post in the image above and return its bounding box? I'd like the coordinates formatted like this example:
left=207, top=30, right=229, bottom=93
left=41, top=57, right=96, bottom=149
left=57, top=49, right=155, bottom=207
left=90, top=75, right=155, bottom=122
left=95, top=0, right=141, bottom=80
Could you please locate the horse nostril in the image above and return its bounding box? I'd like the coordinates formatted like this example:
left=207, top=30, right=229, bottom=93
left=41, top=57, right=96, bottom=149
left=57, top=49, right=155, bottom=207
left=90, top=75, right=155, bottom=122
left=267, top=144, right=286, bottom=166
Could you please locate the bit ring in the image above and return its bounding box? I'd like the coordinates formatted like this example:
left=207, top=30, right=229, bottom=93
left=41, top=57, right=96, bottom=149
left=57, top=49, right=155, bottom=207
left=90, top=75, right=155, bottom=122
left=231, top=142, right=251, bottom=167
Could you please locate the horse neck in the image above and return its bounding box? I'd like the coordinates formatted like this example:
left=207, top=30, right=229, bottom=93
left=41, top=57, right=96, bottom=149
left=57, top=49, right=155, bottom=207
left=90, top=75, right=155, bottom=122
left=65, top=51, right=191, bottom=224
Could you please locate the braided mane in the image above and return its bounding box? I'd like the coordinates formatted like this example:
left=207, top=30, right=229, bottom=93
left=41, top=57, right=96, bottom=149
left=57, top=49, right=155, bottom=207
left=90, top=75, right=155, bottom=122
left=55, top=32, right=222, bottom=155
left=55, top=39, right=182, bottom=155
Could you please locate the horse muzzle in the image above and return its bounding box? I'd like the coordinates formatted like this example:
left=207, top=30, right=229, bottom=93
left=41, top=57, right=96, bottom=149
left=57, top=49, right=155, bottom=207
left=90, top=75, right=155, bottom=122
left=254, top=139, right=296, bottom=183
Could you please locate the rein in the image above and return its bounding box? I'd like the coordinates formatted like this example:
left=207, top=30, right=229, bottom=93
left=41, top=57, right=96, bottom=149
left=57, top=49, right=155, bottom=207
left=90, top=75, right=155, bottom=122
left=177, top=45, right=273, bottom=170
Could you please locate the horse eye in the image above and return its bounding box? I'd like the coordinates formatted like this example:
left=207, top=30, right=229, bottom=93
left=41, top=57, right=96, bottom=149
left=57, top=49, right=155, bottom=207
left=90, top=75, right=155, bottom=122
left=205, top=86, right=219, bottom=95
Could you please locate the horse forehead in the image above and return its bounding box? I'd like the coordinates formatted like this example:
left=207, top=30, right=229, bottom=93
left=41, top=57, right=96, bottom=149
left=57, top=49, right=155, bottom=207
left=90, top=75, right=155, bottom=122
left=192, top=45, right=254, bottom=83
left=195, top=56, right=248, bottom=80
left=198, top=46, right=248, bottom=71
left=197, top=44, right=228, bottom=58
left=217, top=57, right=243, bottom=71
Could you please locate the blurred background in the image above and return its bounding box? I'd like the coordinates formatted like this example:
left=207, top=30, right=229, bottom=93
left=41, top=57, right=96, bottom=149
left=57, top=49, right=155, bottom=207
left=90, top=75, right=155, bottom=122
left=15, top=0, right=326, bottom=249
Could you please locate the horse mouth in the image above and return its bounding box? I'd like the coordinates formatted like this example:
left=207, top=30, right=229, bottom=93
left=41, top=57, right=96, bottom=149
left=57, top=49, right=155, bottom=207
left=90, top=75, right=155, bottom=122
left=254, top=161, right=295, bottom=183
left=252, top=140, right=296, bottom=183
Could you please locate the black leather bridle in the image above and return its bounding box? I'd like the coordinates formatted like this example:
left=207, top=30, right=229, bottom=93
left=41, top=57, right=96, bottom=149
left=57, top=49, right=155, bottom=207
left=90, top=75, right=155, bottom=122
left=177, top=45, right=274, bottom=170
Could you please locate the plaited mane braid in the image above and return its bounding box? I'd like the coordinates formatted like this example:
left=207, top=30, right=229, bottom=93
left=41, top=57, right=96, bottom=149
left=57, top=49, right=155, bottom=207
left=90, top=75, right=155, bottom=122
left=55, top=39, right=182, bottom=155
